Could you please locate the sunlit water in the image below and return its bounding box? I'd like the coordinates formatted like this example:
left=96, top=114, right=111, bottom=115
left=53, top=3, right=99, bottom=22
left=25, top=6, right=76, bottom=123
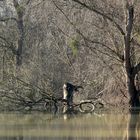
left=0, top=111, right=139, bottom=140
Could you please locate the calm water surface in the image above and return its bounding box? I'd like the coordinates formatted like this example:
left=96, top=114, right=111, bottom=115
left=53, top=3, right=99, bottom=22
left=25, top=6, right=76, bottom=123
left=0, top=112, right=139, bottom=140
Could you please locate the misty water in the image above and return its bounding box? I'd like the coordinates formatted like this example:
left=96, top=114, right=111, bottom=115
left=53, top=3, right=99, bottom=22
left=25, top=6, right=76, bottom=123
left=0, top=111, right=139, bottom=140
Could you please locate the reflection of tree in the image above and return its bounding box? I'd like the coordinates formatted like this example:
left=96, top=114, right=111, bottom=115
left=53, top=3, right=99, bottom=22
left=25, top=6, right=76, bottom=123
left=16, top=136, right=23, bottom=140
left=127, top=110, right=140, bottom=140
left=0, top=136, right=23, bottom=140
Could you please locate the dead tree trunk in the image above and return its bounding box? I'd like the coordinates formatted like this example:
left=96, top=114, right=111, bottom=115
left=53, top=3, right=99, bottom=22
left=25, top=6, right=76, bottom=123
left=62, top=83, right=82, bottom=113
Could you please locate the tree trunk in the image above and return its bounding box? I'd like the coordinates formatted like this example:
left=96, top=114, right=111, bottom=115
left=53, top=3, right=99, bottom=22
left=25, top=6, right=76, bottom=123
left=126, top=75, right=140, bottom=107
left=13, top=0, right=24, bottom=66
left=124, top=3, right=140, bottom=107
left=16, top=18, right=24, bottom=66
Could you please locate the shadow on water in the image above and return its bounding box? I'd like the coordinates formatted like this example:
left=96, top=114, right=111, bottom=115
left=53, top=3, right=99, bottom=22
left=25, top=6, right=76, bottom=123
left=0, top=110, right=140, bottom=140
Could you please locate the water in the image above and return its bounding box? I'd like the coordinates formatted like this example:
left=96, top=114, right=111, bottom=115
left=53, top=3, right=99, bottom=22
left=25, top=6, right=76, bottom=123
left=0, top=112, right=139, bottom=140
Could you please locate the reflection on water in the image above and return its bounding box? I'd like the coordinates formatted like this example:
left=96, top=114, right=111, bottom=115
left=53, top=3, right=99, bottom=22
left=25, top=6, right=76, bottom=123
left=127, top=110, right=140, bottom=140
left=0, top=111, right=139, bottom=140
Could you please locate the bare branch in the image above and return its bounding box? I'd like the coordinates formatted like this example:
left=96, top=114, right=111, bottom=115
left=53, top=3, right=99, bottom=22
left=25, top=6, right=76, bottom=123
left=52, top=0, right=124, bottom=62
left=72, top=0, right=125, bottom=36
left=133, top=63, right=140, bottom=76
left=26, top=0, right=31, bottom=5
left=12, top=76, right=57, bottom=101
left=0, top=17, right=17, bottom=22
left=132, top=38, right=140, bottom=48
left=84, top=38, right=124, bottom=62
left=0, top=36, right=17, bottom=54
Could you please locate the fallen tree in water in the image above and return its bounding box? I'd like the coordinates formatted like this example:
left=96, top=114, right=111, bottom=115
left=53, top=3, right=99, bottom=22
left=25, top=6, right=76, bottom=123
left=0, top=76, right=105, bottom=113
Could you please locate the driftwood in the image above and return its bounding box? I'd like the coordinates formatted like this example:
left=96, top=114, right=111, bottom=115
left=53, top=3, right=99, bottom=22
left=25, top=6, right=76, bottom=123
left=62, top=82, right=83, bottom=113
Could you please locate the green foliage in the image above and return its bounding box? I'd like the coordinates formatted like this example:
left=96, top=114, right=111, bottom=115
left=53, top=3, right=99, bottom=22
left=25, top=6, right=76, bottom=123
left=16, top=5, right=25, bottom=14
left=69, top=37, right=79, bottom=56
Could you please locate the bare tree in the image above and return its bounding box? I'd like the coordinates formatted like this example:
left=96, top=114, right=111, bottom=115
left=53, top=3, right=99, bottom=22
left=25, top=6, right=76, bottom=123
left=68, top=0, right=140, bottom=107
left=1, top=0, right=140, bottom=110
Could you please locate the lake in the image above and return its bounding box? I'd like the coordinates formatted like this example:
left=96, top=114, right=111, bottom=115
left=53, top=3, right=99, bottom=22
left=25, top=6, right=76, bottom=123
left=0, top=111, right=139, bottom=140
